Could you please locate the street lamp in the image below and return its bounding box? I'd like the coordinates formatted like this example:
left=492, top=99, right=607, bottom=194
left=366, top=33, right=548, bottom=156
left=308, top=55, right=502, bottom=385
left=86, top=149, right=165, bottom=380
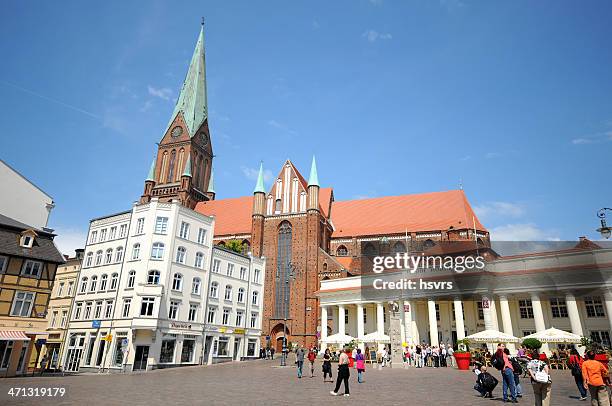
left=597, top=208, right=612, bottom=239
left=276, top=262, right=297, bottom=366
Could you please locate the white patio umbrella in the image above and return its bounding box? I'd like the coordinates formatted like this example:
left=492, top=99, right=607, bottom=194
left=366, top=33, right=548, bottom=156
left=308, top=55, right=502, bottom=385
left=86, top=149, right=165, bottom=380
left=465, top=329, right=520, bottom=344
left=322, top=333, right=355, bottom=345
left=360, top=331, right=391, bottom=344
left=522, top=327, right=582, bottom=344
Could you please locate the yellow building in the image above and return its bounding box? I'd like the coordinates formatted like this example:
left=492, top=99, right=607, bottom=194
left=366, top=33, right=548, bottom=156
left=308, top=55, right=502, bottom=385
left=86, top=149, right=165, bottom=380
left=42, top=249, right=82, bottom=371
left=0, top=214, right=64, bottom=377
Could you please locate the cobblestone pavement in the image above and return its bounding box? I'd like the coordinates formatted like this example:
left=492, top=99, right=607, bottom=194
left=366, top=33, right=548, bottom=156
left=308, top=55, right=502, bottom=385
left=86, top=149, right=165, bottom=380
left=0, top=359, right=587, bottom=406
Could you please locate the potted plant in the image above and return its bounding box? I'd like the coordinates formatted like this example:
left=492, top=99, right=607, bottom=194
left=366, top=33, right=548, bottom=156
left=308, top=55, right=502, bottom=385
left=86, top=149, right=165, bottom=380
left=454, top=338, right=472, bottom=370
left=522, top=338, right=545, bottom=360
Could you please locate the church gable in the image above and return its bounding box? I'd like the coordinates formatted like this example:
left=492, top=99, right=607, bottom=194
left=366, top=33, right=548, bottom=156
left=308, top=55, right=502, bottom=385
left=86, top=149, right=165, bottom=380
left=265, top=160, right=309, bottom=216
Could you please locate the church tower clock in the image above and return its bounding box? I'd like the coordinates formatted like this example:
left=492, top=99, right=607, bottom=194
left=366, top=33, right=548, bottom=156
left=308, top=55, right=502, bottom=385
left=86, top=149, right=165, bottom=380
left=140, top=22, right=214, bottom=209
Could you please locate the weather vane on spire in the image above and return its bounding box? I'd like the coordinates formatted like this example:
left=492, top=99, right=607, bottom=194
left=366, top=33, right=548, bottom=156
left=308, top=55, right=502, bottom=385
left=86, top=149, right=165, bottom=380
left=201, top=17, right=205, bottom=26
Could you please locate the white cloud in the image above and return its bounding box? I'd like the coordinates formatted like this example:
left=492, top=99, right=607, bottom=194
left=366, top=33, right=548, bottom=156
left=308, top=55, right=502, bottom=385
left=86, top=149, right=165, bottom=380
left=267, top=119, right=297, bottom=135
left=489, top=223, right=559, bottom=241
left=241, top=166, right=273, bottom=183
left=52, top=227, right=87, bottom=257
left=147, top=85, right=172, bottom=101
left=474, top=201, right=525, bottom=220
left=362, top=30, right=392, bottom=43
left=572, top=137, right=593, bottom=145
left=485, top=152, right=501, bottom=159
left=572, top=130, right=612, bottom=145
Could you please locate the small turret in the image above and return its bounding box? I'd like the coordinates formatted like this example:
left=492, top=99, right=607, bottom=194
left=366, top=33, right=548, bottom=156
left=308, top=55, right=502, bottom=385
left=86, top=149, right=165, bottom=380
left=307, top=156, right=320, bottom=212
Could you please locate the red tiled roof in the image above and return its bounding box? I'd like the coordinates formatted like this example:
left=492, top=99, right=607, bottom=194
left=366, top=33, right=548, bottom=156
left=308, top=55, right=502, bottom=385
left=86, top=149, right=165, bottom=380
left=319, top=187, right=333, bottom=218
left=195, top=189, right=486, bottom=239
left=331, top=190, right=486, bottom=238
left=195, top=196, right=253, bottom=236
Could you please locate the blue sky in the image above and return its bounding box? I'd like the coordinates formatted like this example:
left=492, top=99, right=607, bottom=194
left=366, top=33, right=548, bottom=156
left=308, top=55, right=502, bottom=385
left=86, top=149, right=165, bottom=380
left=1, top=0, right=611, bottom=255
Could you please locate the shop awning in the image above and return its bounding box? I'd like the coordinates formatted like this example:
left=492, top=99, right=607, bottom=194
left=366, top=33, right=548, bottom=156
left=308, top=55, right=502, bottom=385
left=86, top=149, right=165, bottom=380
left=0, top=331, right=31, bottom=341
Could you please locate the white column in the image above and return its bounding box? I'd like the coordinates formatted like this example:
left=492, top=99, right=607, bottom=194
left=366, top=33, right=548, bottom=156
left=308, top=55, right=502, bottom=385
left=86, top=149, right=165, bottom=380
left=320, top=306, right=328, bottom=346
left=427, top=299, right=439, bottom=346
left=531, top=293, right=549, bottom=354
left=498, top=295, right=515, bottom=352
left=565, top=292, right=584, bottom=355
left=338, top=305, right=346, bottom=336
left=357, top=303, right=365, bottom=350
left=453, top=298, right=465, bottom=341
left=604, top=291, right=612, bottom=335
left=404, top=301, right=415, bottom=344
left=483, top=296, right=494, bottom=331
left=490, top=298, right=500, bottom=331
left=376, top=302, right=385, bottom=351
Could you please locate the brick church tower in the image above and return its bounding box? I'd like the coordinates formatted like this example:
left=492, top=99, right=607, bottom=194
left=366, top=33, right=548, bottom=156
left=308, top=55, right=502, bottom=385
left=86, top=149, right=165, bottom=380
left=140, top=23, right=215, bottom=209
left=251, top=158, right=334, bottom=349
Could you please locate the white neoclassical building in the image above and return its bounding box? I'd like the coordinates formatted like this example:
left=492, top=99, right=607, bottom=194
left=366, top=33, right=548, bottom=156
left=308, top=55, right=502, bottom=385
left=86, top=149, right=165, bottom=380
left=64, top=198, right=265, bottom=372
left=318, top=242, right=612, bottom=354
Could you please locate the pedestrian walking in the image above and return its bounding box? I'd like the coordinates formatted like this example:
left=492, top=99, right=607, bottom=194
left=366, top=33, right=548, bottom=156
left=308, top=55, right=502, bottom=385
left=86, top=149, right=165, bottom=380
left=330, top=346, right=351, bottom=397
left=270, top=347, right=275, bottom=360
left=296, top=346, right=305, bottom=379
left=568, top=349, right=588, bottom=401
left=582, top=350, right=610, bottom=406
left=355, top=348, right=365, bottom=383
left=381, top=346, right=388, bottom=367
left=308, top=347, right=316, bottom=378
left=322, top=348, right=333, bottom=382
left=527, top=349, right=552, bottom=406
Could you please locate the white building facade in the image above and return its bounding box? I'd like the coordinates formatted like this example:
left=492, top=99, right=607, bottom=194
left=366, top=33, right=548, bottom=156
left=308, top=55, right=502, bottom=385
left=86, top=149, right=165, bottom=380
left=318, top=246, right=612, bottom=354
left=0, top=159, right=55, bottom=230
left=203, top=247, right=265, bottom=364
left=64, top=198, right=265, bottom=372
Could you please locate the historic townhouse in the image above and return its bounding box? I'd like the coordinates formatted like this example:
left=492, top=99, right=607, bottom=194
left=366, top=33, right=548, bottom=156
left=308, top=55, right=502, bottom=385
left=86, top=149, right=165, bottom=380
left=318, top=239, right=612, bottom=354
left=203, top=246, right=265, bottom=363
left=65, top=197, right=266, bottom=372
left=0, top=214, right=64, bottom=377
left=42, top=249, right=83, bottom=370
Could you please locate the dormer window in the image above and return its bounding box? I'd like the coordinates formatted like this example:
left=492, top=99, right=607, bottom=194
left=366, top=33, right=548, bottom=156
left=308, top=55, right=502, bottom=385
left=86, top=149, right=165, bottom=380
left=19, top=230, right=37, bottom=248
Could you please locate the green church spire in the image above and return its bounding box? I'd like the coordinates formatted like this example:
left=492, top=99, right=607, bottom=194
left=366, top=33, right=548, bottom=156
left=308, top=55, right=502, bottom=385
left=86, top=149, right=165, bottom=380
left=166, top=23, right=208, bottom=136
left=182, top=154, right=192, bottom=177
left=146, top=158, right=156, bottom=181
left=308, top=155, right=319, bottom=187
left=207, top=169, right=215, bottom=193
left=253, top=162, right=266, bottom=194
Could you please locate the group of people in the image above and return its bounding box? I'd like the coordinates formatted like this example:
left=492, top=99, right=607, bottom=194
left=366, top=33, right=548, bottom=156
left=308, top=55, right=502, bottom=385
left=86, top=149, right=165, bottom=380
left=473, top=343, right=612, bottom=406
left=568, top=348, right=611, bottom=405
left=294, top=345, right=366, bottom=397
left=403, top=343, right=455, bottom=368
left=258, top=346, right=275, bottom=360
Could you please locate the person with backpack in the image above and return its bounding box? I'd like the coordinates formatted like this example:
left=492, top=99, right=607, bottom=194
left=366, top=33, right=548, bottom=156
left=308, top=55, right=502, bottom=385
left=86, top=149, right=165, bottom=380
left=568, top=349, right=588, bottom=400
left=475, top=365, right=499, bottom=398
left=505, top=348, right=523, bottom=398
left=527, top=349, right=552, bottom=406
left=493, top=343, right=518, bottom=403
left=582, top=350, right=610, bottom=406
